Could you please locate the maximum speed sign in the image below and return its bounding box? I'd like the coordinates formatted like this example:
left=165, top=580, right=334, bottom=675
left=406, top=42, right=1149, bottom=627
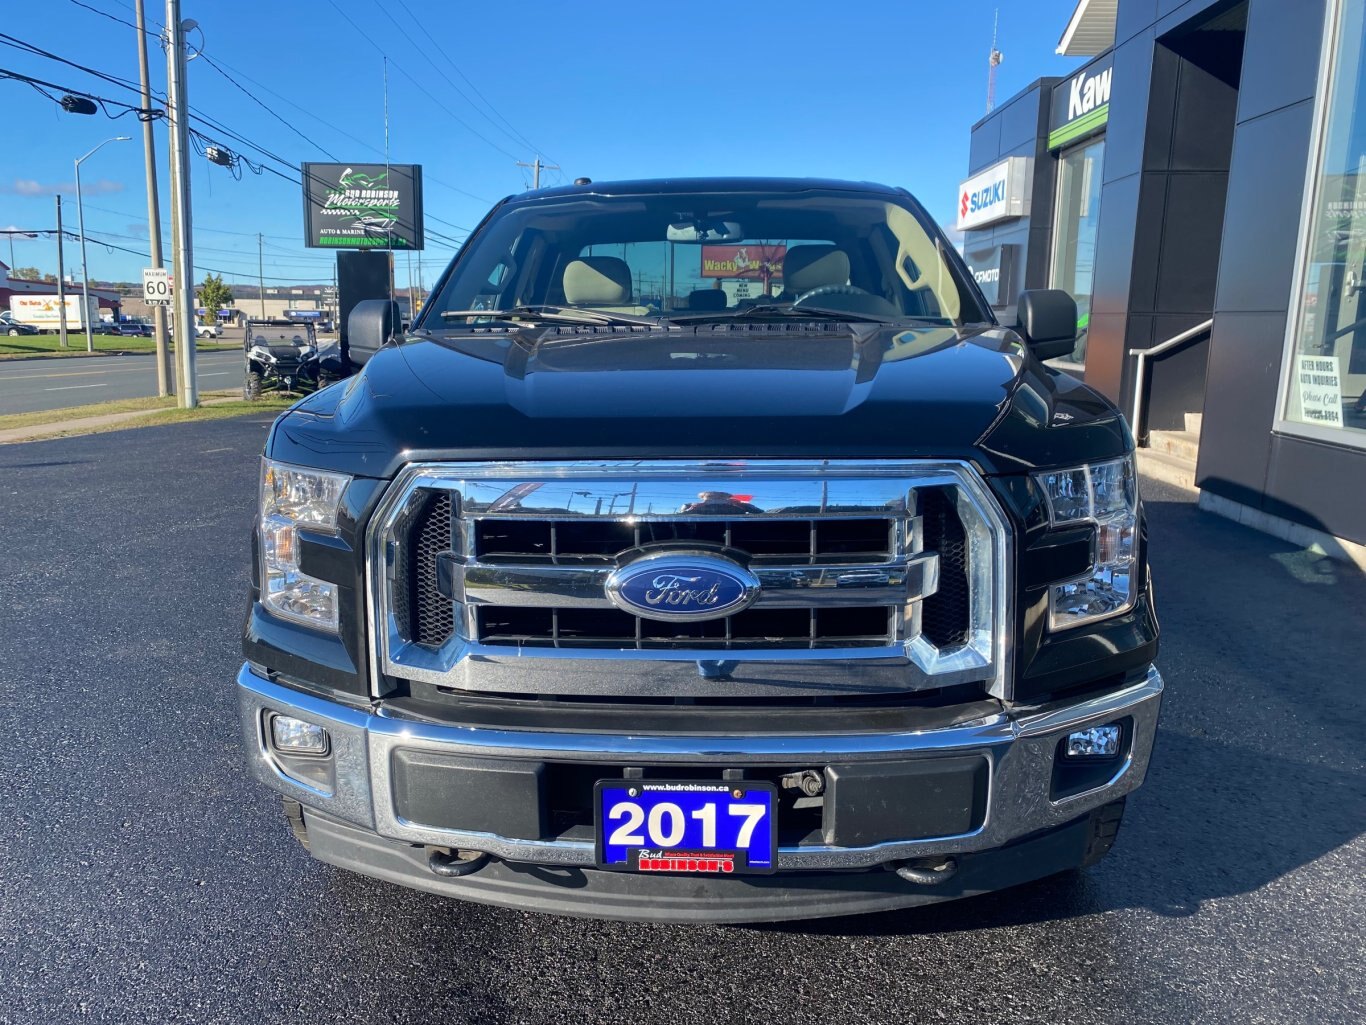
left=142, top=267, right=172, bottom=306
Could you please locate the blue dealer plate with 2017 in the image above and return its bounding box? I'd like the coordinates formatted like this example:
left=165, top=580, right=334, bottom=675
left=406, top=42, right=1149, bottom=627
left=594, top=780, right=778, bottom=875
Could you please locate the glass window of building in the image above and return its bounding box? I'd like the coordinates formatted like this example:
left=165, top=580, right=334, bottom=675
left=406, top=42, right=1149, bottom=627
left=1282, top=0, right=1366, bottom=440
left=1050, top=137, right=1106, bottom=364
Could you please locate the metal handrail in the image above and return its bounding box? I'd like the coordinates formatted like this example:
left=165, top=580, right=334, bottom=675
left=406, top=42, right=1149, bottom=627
left=1128, top=318, right=1214, bottom=442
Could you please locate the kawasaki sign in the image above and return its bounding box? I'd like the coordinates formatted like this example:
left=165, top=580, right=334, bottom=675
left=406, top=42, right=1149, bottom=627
left=1049, top=53, right=1113, bottom=150
left=956, top=157, right=1031, bottom=231
left=301, top=163, right=424, bottom=250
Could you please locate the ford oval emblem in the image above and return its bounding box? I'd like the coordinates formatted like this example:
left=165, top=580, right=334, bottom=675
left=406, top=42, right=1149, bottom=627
left=605, top=551, right=761, bottom=622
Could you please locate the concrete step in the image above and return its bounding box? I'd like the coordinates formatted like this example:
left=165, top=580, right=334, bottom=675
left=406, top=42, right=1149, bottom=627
left=1184, top=411, right=1203, bottom=437
left=1147, top=428, right=1201, bottom=463
left=1137, top=448, right=1198, bottom=492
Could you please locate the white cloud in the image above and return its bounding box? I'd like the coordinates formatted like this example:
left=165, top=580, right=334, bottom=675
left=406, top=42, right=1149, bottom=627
left=2, top=178, right=125, bottom=196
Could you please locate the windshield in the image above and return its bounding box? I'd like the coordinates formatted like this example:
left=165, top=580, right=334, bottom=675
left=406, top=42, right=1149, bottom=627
left=421, top=187, right=988, bottom=327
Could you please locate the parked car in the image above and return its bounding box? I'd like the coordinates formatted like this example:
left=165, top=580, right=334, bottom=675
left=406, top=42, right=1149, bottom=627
left=237, top=177, right=1161, bottom=924
left=196, top=323, right=223, bottom=339
left=114, top=323, right=152, bottom=337
left=0, top=312, right=39, bottom=336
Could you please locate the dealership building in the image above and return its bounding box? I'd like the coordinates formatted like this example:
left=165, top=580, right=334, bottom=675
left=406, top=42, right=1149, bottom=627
left=960, top=0, right=1366, bottom=566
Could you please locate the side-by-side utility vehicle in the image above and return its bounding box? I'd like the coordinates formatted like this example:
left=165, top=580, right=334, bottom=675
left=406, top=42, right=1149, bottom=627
left=238, top=178, right=1161, bottom=923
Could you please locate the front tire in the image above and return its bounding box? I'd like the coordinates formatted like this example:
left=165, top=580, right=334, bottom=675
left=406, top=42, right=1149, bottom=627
left=244, top=369, right=263, bottom=401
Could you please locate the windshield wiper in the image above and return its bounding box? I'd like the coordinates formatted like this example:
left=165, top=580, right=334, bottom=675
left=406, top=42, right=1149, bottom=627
left=440, top=305, right=660, bottom=327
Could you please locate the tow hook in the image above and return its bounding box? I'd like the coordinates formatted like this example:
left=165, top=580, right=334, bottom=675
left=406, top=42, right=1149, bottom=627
left=426, top=847, right=490, bottom=878
left=893, top=857, right=959, bottom=885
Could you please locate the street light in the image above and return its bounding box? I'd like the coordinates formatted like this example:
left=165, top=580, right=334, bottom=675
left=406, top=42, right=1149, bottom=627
left=75, top=136, right=131, bottom=352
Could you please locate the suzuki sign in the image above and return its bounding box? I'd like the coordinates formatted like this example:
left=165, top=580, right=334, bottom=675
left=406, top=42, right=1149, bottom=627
left=956, top=157, right=1031, bottom=231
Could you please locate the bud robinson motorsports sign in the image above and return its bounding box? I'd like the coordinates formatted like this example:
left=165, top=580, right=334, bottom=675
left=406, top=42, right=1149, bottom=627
left=301, top=163, right=424, bottom=250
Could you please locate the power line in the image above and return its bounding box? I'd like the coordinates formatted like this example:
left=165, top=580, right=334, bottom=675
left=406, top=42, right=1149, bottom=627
left=390, top=0, right=552, bottom=163
left=199, top=53, right=339, bottom=160
left=61, top=1, right=494, bottom=204
left=373, top=0, right=552, bottom=162
left=319, top=0, right=520, bottom=161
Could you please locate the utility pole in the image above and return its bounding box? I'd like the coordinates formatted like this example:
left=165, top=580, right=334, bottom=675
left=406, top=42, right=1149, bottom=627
left=136, top=0, right=172, bottom=396
left=516, top=156, right=559, bottom=189
left=164, top=0, right=197, bottom=407
left=55, top=196, right=69, bottom=349
left=257, top=233, right=266, bottom=318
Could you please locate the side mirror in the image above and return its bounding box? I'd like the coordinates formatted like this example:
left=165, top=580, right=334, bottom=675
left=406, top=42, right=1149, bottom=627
left=346, top=299, right=401, bottom=366
left=1015, top=289, right=1078, bottom=361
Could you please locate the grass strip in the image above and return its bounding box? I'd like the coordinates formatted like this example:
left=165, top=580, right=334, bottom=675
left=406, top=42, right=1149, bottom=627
left=0, top=337, right=239, bottom=358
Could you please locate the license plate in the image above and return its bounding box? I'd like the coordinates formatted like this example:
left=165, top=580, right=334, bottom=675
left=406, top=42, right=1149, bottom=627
left=595, top=780, right=777, bottom=874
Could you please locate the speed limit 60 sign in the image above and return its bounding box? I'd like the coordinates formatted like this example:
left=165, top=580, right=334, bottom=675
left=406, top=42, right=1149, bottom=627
left=142, top=267, right=172, bottom=306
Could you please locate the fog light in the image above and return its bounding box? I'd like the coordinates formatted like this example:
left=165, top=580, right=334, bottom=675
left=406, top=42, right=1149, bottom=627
left=270, top=714, right=329, bottom=755
left=1065, top=724, right=1121, bottom=758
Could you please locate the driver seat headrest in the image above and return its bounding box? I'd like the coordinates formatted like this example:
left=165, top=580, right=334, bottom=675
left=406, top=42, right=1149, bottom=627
left=782, top=245, right=850, bottom=295
left=562, top=257, right=633, bottom=305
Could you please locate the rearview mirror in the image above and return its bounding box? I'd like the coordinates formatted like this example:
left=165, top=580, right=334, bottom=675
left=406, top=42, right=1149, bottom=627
left=666, top=220, right=745, bottom=243
left=346, top=299, right=401, bottom=366
left=1015, top=289, right=1078, bottom=361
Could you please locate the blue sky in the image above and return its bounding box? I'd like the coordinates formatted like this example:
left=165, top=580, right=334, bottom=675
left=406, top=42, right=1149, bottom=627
left=1, top=0, right=1086, bottom=290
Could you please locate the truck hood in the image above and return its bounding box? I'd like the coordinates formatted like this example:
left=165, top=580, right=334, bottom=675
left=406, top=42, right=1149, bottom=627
left=269, top=323, right=1130, bottom=478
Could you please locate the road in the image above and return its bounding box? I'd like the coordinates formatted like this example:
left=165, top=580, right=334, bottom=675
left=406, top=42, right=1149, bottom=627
left=0, top=350, right=245, bottom=415
left=0, top=418, right=1362, bottom=1024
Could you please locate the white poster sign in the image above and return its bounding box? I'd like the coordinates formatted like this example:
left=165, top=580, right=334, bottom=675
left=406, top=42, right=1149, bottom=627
left=1295, top=354, right=1344, bottom=427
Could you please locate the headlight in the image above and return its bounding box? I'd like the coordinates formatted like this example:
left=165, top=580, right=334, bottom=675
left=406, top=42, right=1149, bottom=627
left=260, top=459, right=351, bottom=630
left=1034, top=456, right=1138, bottom=630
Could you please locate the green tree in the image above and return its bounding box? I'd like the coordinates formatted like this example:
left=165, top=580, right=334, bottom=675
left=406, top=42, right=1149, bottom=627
left=195, top=273, right=234, bottom=324
left=10, top=266, right=55, bottom=282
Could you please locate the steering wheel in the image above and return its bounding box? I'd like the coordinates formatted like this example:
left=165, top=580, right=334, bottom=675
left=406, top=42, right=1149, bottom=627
left=793, top=284, right=873, bottom=306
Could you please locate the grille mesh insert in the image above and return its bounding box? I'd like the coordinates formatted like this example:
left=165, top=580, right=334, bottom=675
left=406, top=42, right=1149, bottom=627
left=405, top=490, right=455, bottom=648
left=919, top=487, right=971, bottom=648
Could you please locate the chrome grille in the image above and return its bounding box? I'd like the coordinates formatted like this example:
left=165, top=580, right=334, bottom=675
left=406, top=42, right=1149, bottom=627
left=368, top=462, right=1012, bottom=701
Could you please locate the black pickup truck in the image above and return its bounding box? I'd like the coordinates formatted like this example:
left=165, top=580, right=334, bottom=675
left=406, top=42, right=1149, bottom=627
left=239, top=177, right=1161, bottom=923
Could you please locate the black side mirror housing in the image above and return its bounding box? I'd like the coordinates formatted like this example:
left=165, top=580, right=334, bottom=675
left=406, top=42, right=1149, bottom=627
left=346, top=299, right=401, bottom=366
left=1015, top=289, right=1078, bottom=361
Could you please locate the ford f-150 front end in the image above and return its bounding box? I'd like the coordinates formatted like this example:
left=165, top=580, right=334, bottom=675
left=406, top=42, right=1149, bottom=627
left=238, top=178, right=1161, bottom=922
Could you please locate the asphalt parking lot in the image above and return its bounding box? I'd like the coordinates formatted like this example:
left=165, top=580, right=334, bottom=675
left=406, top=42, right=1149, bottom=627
left=1, top=416, right=1363, bottom=1025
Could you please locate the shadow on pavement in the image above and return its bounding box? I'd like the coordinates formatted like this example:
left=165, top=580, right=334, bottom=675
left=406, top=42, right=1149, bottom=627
left=779, top=490, right=1366, bottom=937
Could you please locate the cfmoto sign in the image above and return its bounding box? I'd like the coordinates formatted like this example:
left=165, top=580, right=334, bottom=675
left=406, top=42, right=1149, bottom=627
left=956, top=157, right=1031, bottom=231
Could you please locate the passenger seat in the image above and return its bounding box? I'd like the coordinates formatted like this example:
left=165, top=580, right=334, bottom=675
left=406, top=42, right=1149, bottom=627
left=561, top=257, right=651, bottom=315
left=779, top=244, right=850, bottom=298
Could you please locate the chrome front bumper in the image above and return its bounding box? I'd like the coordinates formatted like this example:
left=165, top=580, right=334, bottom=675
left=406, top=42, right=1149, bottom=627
left=237, top=664, right=1164, bottom=871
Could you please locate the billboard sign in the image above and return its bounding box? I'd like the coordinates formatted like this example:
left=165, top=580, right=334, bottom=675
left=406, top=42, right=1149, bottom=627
left=700, top=244, right=786, bottom=280
left=302, top=163, right=424, bottom=250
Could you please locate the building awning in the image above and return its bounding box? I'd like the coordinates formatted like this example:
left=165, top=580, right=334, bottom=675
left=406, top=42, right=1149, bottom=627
left=1057, top=0, right=1117, bottom=56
